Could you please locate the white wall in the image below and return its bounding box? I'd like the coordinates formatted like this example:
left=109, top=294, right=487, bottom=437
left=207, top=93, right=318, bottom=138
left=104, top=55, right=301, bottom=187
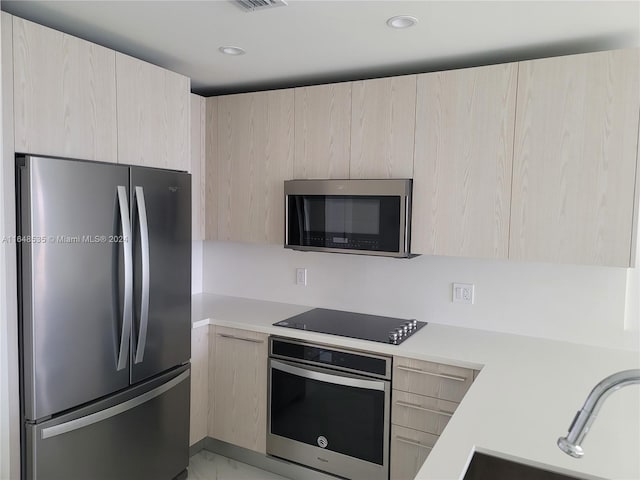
left=203, top=241, right=638, bottom=351
left=192, top=240, right=203, bottom=294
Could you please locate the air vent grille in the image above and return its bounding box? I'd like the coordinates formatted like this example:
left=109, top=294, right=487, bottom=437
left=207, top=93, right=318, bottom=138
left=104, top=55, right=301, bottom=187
left=234, top=0, right=288, bottom=12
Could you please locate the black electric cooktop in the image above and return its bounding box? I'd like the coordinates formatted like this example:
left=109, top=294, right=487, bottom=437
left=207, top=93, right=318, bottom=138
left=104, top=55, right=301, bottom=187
left=273, top=308, right=427, bottom=345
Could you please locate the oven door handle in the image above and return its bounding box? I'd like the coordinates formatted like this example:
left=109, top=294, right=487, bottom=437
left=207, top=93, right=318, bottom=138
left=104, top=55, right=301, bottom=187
left=270, top=360, right=386, bottom=392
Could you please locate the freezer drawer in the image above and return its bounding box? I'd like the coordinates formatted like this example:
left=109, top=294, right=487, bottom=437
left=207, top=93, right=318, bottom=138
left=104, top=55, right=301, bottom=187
left=25, top=365, right=190, bottom=480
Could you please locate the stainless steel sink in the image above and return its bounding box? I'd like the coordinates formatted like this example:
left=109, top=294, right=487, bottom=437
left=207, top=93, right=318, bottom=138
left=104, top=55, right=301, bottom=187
left=463, top=452, right=591, bottom=480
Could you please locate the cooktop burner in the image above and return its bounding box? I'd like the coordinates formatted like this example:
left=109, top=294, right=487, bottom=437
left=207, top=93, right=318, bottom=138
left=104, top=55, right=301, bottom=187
left=273, top=308, right=426, bottom=345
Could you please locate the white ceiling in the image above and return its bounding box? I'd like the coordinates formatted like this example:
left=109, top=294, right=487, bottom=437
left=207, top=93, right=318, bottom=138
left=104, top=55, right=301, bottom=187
left=2, top=1, right=639, bottom=95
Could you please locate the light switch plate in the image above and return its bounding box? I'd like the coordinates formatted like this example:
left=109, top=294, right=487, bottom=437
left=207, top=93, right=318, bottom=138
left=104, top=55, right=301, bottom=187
left=453, top=283, right=474, bottom=304
left=296, top=268, right=307, bottom=286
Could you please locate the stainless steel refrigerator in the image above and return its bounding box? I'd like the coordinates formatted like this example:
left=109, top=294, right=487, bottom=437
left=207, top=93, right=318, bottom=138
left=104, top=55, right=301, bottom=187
left=16, top=154, right=192, bottom=480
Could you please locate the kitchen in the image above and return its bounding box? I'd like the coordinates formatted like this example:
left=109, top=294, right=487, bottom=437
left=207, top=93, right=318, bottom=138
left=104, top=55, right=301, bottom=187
left=1, top=1, right=639, bottom=480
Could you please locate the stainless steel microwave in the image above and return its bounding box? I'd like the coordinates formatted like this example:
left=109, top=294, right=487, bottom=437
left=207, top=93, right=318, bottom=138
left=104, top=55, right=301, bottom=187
left=284, top=179, right=412, bottom=257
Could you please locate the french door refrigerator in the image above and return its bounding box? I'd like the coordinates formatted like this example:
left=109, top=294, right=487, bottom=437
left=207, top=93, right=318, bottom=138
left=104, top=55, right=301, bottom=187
left=16, top=155, right=192, bottom=480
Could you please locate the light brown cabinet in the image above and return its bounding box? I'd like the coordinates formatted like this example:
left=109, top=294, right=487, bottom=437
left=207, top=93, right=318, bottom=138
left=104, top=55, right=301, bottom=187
left=294, top=83, right=351, bottom=179
left=13, top=17, right=117, bottom=163
left=391, top=356, right=478, bottom=480
left=216, top=90, right=294, bottom=244
left=115, top=52, right=190, bottom=171
left=189, top=326, right=209, bottom=446
left=350, top=76, right=416, bottom=179
left=204, top=97, right=218, bottom=240
left=209, top=326, right=269, bottom=454
left=390, top=425, right=438, bottom=480
left=412, top=64, right=517, bottom=259
left=191, top=94, right=206, bottom=241
left=510, top=49, right=640, bottom=266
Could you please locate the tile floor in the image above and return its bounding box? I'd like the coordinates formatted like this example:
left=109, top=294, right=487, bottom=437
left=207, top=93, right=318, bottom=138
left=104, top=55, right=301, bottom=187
left=188, top=450, right=291, bottom=480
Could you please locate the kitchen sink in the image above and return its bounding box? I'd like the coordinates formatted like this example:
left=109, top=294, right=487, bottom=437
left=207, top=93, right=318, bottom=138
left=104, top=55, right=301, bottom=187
left=463, top=452, right=591, bottom=480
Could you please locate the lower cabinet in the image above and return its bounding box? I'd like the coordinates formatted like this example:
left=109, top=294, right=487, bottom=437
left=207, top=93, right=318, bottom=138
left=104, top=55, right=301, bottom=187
left=390, top=425, right=438, bottom=480
left=391, top=356, right=478, bottom=480
left=209, top=326, right=269, bottom=453
left=189, top=326, right=209, bottom=446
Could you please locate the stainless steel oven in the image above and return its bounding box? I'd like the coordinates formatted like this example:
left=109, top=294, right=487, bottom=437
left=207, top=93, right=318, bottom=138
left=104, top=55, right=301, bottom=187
left=267, top=337, right=391, bottom=480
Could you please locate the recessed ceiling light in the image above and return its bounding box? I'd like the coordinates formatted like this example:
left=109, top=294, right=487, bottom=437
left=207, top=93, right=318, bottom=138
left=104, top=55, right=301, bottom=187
left=219, top=46, right=246, bottom=56
left=386, top=15, right=418, bottom=29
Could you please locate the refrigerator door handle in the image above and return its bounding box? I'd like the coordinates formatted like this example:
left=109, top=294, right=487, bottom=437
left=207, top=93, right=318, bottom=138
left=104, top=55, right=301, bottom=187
left=40, top=369, right=190, bottom=440
left=134, top=186, right=150, bottom=364
left=116, top=186, right=133, bottom=371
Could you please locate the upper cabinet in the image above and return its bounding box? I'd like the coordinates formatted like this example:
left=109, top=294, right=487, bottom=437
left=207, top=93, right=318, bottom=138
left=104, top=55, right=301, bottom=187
left=510, top=50, right=640, bottom=267
left=412, top=64, right=517, bottom=259
left=216, top=90, right=294, bottom=244
left=294, top=83, right=351, bottom=179
left=204, top=97, right=218, bottom=241
left=13, top=17, right=117, bottom=163
left=350, top=76, right=416, bottom=178
left=11, top=17, right=191, bottom=172
left=191, top=94, right=206, bottom=241
left=116, top=53, right=190, bottom=171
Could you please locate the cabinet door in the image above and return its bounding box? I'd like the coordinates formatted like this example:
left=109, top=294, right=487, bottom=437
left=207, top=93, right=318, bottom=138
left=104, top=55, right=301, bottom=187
left=116, top=52, right=190, bottom=171
left=510, top=49, right=640, bottom=266
left=190, top=94, right=206, bottom=241
left=189, top=326, right=209, bottom=446
left=211, top=326, right=268, bottom=453
left=412, top=64, right=517, bottom=259
left=350, top=76, right=416, bottom=179
left=390, top=425, right=437, bottom=480
left=13, top=17, right=117, bottom=163
left=294, top=83, right=351, bottom=179
left=217, top=90, right=294, bottom=244
left=204, top=97, right=218, bottom=241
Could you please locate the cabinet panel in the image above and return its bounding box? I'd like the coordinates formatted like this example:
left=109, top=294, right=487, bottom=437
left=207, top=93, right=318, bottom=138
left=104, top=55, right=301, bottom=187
left=190, top=94, right=206, bottom=241
left=412, top=64, right=517, bottom=259
left=510, top=49, right=640, bottom=266
left=189, top=326, right=208, bottom=446
left=294, top=83, right=351, bottom=179
left=116, top=52, right=190, bottom=171
left=350, top=76, right=416, bottom=178
left=390, top=425, right=437, bottom=480
left=393, top=357, right=474, bottom=403
left=217, top=90, right=294, bottom=244
left=392, top=390, right=457, bottom=436
left=13, top=17, right=117, bottom=163
left=210, top=326, right=268, bottom=453
left=204, top=97, right=218, bottom=240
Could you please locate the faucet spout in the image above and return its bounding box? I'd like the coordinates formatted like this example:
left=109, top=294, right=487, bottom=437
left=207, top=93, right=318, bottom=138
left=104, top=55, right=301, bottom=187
left=557, top=369, right=640, bottom=458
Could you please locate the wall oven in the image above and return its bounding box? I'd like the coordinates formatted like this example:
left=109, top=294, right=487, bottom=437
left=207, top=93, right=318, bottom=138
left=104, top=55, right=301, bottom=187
left=284, top=179, right=412, bottom=257
left=267, top=337, right=391, bottom=480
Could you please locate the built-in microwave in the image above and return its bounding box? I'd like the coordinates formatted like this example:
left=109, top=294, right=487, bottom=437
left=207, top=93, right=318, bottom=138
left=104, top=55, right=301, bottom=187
left=284, top=179, right=412, bottom=257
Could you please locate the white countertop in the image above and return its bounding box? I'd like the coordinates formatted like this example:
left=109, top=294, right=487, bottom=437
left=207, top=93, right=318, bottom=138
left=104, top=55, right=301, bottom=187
left=192, top=293, right=640, bottom=480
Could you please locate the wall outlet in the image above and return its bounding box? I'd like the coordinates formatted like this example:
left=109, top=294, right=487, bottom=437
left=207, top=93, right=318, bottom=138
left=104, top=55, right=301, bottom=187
left=453, top=283, right=474, bottom=304
left=296, top=268, right=307, bottom=286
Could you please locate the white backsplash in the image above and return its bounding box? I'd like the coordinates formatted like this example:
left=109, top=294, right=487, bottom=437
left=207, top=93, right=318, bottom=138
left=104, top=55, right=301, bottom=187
left=192, top=241, right=203, bottom=295
left=201, top=241, right=638, bottom=351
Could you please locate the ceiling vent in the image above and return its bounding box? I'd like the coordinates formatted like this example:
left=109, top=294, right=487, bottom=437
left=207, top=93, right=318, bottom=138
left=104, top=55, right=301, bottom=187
left=233, top=0, right=288, bottom=12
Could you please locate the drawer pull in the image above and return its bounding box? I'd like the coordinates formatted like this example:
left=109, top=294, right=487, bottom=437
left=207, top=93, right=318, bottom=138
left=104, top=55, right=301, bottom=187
left=217, top=333, right=264, bottom=344
left=395, top=436, right=433, bottom=450
left=395, top=400, right=454, bottom=417
left=396, top=365, right=467, bottom=382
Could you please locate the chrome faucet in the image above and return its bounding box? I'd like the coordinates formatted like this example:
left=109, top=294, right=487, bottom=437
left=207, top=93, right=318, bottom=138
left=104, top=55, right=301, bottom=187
left=557, top=369, right=640, bottom=458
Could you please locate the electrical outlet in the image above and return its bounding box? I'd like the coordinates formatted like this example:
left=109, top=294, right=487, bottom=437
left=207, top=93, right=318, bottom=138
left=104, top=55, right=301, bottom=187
left=296, top=268, right=307, bottom=286
left=453, top=283, right=474, bottom=304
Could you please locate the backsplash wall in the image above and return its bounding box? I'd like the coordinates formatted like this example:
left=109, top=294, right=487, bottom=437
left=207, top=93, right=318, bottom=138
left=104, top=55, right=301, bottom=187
left=202, top=241, right=638, bottom=351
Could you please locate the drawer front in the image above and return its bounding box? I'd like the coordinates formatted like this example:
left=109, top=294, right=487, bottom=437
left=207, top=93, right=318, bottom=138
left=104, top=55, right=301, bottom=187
left=390, top=425, right=437, bottom=480
left=393, top=357, right=474, bottom=402
left=392, top=390, right=457, bottom=436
